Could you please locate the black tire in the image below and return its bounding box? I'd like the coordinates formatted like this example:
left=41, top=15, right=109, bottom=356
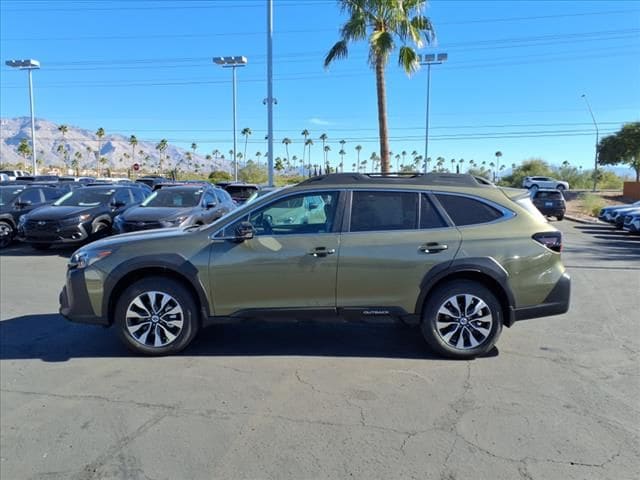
left=421, top=280, right=503, bottom=359
left=115, top=277, right=200, bottom=355
left=92, top=221, right=112, bottom=239
left=556, top=215, right=564, bottom=221
left=0, top=221, right=14, bottom=249
left=32, top=244, right=51, bottom=251
left=556, top=185, right=566, bottom=191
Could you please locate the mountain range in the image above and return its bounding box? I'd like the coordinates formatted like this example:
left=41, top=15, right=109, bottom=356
left=0, top=117, right=231, bottom=174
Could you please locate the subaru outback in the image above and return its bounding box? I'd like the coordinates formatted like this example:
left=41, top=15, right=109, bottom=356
left=59, top=173, right=570, bottom=359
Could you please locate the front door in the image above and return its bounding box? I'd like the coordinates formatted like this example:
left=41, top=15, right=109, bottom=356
left=337, top=190, right=461, bottom=313
left=209, top=190, right=342, bottom=316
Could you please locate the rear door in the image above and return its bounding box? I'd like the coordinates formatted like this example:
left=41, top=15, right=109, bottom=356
left=337, top=190, right=461, bottom=314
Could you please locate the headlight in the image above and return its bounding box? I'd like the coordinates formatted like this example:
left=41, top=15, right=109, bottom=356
left=69, top=249, right=113, bottom=269
left=18, top=215, right=27, bottom=226
left=162, top=215, right=188, bottom=226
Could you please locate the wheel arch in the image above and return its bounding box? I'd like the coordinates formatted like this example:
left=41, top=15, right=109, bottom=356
left=104, top=256, right=210, bottom=327
left=415, top=258, right=517, bottom=327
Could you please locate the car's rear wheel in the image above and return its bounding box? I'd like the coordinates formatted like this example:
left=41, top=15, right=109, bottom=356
left=556, top=185, right=566, bottom=191
left=115, top=277, right=199, bottom=355
left=0, top=221, right=14, bottom=249
left=421, top=280, right=503, bottom=359
left=557, top=215, right=564, bottom=221
left=529, top=184, right=539, bottom=192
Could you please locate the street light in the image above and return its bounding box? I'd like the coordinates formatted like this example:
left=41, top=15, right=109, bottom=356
left=5, top=59, right=40, bottom=175
left=419, top=52, right=447, bottom=173
left=581, top=93, right=599, bottom=192
left=213, top=56, right=247, bottom=182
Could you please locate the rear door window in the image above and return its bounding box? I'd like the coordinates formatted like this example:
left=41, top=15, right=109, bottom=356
left=420, top=194, right=447, bottom=229
left=16, top=189, right=43, bottom=205
left=435, top=194, right=504, bottom=226
left=350, top=191, right=418, bottom=232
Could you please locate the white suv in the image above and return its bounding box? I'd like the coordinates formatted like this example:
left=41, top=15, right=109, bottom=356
left=522, top=176, right=569, bottom=191
left=0, top=170, right=29, bottom=181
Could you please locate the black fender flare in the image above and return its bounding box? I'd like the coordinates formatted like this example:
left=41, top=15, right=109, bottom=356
left=91, top=213, right=112, bottom=233
left=102, top=254, right=210, bottom=324
left=414, top=257, right=517, bottom=326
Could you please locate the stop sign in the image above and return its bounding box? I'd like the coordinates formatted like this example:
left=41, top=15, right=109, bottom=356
left=133, top=163, right=140, bottom=171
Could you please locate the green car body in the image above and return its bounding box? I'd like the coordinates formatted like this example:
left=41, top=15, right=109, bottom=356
left=60, top=173, right=570, bottom=359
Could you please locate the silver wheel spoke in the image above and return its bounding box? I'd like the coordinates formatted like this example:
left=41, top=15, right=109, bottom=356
left=163, top=319, right=184, bottom=329
left=161, top=305, right=182, bottom=318
left=467, top=299, right=488, bottom=318
left=128, top=321, right=151, bottom=334
left=466, top=329, right=480, bottom=348
left=154, top=325, right=163, bottom=347
left=469, top=324, right=491, bottom=338
left=441, top=325, right=460, bottom=343
left=158, top=324, right=177, bottom=343
left=438, top=304, right=460, bottom=319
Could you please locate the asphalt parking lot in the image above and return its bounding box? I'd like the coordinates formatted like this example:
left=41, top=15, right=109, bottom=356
left=1, top=221, right=639, bottom=480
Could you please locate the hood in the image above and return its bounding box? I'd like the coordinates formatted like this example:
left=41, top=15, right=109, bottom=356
left=88, top=226, right=187, bottom=249
left=120, top=206, right=194, bottom=222
left=25, top=205, right=103, bottom=221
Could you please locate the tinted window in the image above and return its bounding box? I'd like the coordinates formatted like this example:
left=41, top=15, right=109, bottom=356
left=16, top=189, right=42, bottom=204
left=420, top=194, right=447, bottom=229
left=225, top=185, right=259, bottom=201
left=350, top=191, right=418, bottom=232
left=141, top=188, right=202, bottom=207
left=534, top=191, right=562, bottom=200
left=213, top=190, right=225, bottom=203
left=54, top=188, right=115, bottom=207
left=435, top=194, right=503, bottom=226
left=202, top=193, right=216, bottom=206
left=42, top=188, right=63, bottom=201
left=114, top=189, right=131, bottom=205
left=0, top=187, right=24, bottom=205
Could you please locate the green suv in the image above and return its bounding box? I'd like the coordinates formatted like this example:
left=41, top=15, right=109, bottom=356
left=59, top=173, right=570, bottom=359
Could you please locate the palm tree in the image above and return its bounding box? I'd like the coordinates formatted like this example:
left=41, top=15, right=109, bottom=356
left=129, top=135, right=138, bottom=170
left=301, top=129, right=310, bottom=163
left=72, top=151, right=82, bottom=176
left=256, top=151, right=262, bottom=167
left=155, top=139, right=168, bottom=174
left=305, top=138, right=314, bottom=165
left=241, top=128, right=251, bottom=163
left=319, top=133, right=328, bottom=158
left=395, top=153, right=401, bottom=171
left=459, top=158, right=465, bottom=173
left=450, top=158, right=456, bottom=173
left=95, top=127, right=105, bottom=169
left=355, top=145, right=362, bottom=171
left=275, top=157, right=285, bottom=175
left=352, top=162, right=357, bottom=172
left=494, top=151, right=503, bottom=181
left=401, top=150, right=407, bottom=167
left=325, top=0, right=434, bottom=173
left=282, top=137, right=292, bottom=164
left=323, top=144, right=331, bottom=170
left=339, top=149, right=346, bottom=172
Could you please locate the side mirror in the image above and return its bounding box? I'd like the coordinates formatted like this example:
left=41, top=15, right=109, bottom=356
left=111, top=200, right=126, bottom=208
left=15, top=200, right=32, bottom=208
left=205, top=201, right=216, bottom=209
left=234, top=221, right=255, bottom=242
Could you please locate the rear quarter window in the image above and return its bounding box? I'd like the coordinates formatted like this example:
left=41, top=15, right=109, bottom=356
left=435, top=194, right=504, bottom=226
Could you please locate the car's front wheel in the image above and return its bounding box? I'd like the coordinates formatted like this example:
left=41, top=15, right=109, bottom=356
left=0, top=221, right=14, bottom=249
left=556, top=185, right=566, bottom=191
left=421, top=280, right=503, bottom=359
left=115, top=277, right=200, bottom=355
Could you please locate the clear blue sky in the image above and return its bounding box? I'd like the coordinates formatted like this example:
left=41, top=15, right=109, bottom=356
left=1, top=0, right=639, bottom=171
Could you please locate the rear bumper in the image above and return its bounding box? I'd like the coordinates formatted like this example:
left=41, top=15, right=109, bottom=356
left=59, top=268, right=109, bottom=326
left=513, top=272, right=571, bottom=321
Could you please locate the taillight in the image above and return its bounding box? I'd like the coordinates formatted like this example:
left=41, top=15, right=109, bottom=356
left=533, top=231, right=562, bottom=252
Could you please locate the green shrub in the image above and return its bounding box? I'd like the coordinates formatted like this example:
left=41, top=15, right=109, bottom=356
left=581, top=193, right=606, bottom=217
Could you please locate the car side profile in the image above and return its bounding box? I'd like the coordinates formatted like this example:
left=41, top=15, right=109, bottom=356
left=522, top=176, right=569, bottom=191
left=18, top=185, right=148, bottom=249
left=60, top=173, right=570, bottom=360
left=114, top=184, right=235, bottom=233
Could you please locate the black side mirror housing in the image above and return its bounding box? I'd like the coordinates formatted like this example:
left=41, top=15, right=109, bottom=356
left=234, top=221, right=255, bottom=242
left=15, top=201, right=32, bottom=208
left=111, top=200, right=126, bottom=208
left=205, top=201, right=216, bottom=209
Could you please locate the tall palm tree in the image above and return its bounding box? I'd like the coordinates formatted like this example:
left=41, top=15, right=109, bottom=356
left=323, top=144, right=331, bottom=170
left=459, top=158, right=465, bottom=173
left=395, top=153, right=401, bottom=171
left=339, top=149, right=346, bottom=172
left=72, top=151, right=82, bottom=176
left=256, top=151, right=262, bottom=167
left=355, top=144, right=362, bottom=171
left=305, top=139, right=314, bottom=165
left=401, top=150, right=407, bottom=167
left=95, top=127, right=105, bottom=168
left=129, top=135, right=138, bottom=170
left=494, top=151, right=503, bottom=181
left=241, top=128, right=251, bottom=163
left=319, top=133, right=328, bottom=157
left=282, top=137, right=292, bottom=164
left=450, top=158, right=456, bottom=172
left=301, top=129, right=310, bottom=163
left=156, top=139, right=168, bottom=174
left=325, top=0, right=434, bottom=173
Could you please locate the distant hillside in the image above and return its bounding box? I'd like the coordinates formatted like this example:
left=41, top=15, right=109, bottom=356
left=0, top=117, right=231, bottom=174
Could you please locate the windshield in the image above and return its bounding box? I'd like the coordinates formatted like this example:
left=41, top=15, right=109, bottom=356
left=54, top=188, right=115, bottom=207
left=225, top=186, right=259, bottom=200
left=0, top=187, right=25, bottom=206
left=141, top=188, right=202, bottom=207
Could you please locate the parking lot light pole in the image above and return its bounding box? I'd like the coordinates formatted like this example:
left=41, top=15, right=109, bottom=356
left=5, top=59, right=40, bottom=175
left=419, top=53, right=447, bottom=174
left=581, top=94, right=599, bottom=192
left=213, top=56, right=248, bottom=182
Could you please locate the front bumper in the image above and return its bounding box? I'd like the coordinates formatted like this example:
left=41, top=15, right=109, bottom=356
left=513, top=272, right=571, bottom=321
left=59, top=267, right=108, bottom=326
left=20, top=221, right=91, bottom=245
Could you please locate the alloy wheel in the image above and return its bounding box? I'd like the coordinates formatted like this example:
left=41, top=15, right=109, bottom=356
left=435, top=294, right=493, bottom=350
left=125, top=291, right=184, bottom=348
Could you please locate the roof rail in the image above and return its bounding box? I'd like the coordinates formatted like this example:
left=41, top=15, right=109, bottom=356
left=297, top=172, right=489, bottom=187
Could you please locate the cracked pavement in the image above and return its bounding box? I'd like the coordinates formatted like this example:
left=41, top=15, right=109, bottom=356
left=1, top=221, right=639, bottom=479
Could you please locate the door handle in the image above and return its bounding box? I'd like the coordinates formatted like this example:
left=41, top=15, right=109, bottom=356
left=419, top=243, right=448, bottom=254
left=308, top=247, right=336, bottom=257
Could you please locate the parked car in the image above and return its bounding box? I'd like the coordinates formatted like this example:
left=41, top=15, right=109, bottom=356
left=0, top=170, right=29, bottom=181
left=623, top=213, right=640, bottom=234
left=522, top=176, right=569, bottom=191
left=220, top=183, right=260, bottom=204
left=0, top=173, right=10, bottom=183
left=0, top=184, right=67, bottom=248
left=530, top=189, right=566, bottom=220
left=114, top=184, right=235, bottom=233
left=613, top=207, right=640, bottom=229
left=18, top=185, right=147, bottom=249
left=135, top=176, right=173, bottom=190
left=60, top=172, right=570, bottom=359
left=598, top=201, right=640, bottom=223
